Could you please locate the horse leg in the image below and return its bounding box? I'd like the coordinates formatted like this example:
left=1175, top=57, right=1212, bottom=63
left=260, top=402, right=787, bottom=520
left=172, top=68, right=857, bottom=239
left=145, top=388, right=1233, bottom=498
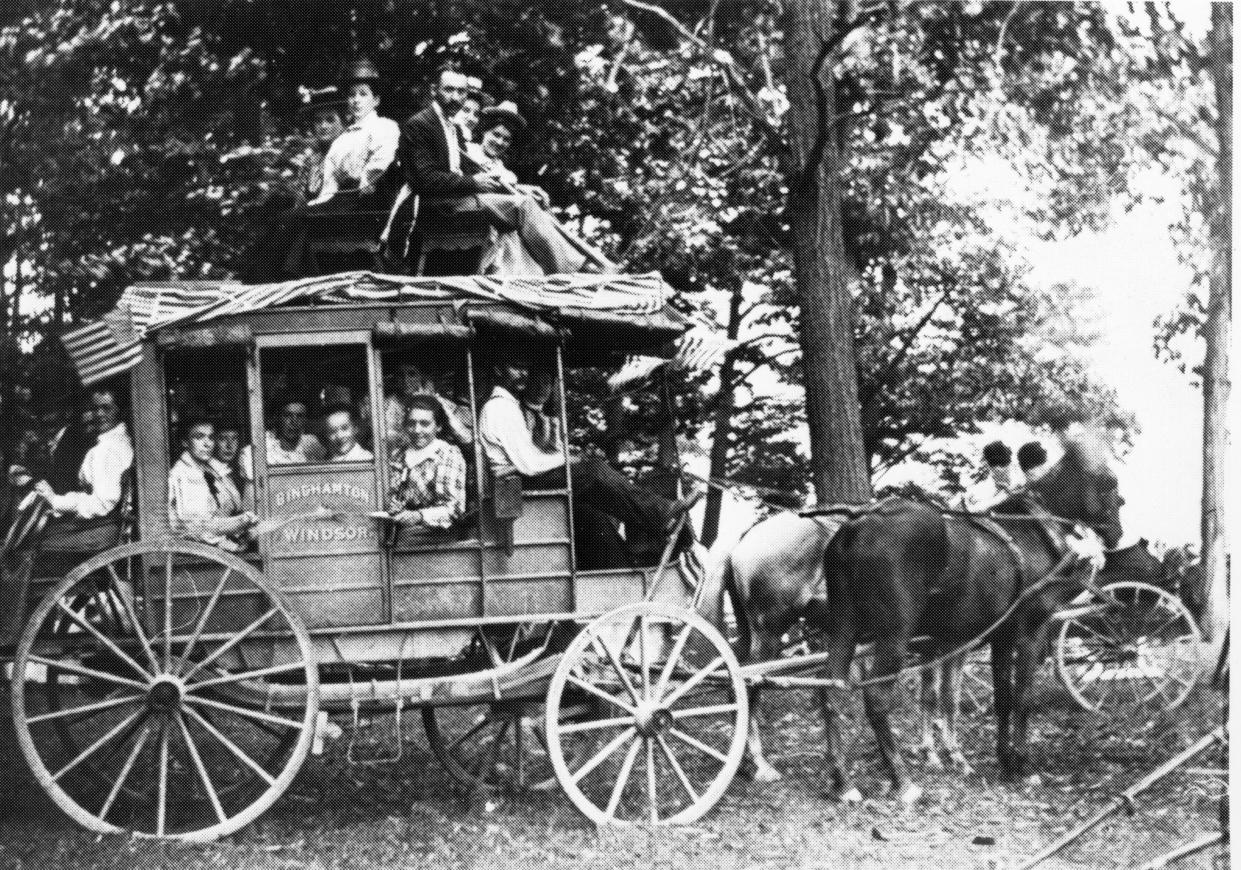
left=817, top=624, right=859, bottom=802
left=916, top=661, right=943, bottom=770
left=743, top=629, right=785, bottom=783
left=862, top=639, right=918, bottom=803
left=990, top=634, right=1018, bottom=777
left=1009, top=620, right=1051, bottom=778
left=937, top=654, right=972, bottom=775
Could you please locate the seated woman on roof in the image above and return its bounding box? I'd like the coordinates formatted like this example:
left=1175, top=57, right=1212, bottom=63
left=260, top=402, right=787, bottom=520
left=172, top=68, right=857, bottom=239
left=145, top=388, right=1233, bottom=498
left=168, top=418, right=257, bottom=552
left=242, top=58, right=400, bottom=282
left=463, top=100, right=608, bottom=277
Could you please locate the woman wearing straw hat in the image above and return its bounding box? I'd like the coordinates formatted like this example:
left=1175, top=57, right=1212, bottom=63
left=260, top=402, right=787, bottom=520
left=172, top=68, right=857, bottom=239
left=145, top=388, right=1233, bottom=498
left=465, top=101, right=611, bottom=276
left=297, top=85, right=347, bottom=202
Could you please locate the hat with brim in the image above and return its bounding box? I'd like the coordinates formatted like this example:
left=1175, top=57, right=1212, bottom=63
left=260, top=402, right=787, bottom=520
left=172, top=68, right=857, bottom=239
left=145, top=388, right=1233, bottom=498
left=341, top=57, right=383, bottom=86
left=299, top=85, right=347, bottom=115
left=478, top=101, right=527, bottom=136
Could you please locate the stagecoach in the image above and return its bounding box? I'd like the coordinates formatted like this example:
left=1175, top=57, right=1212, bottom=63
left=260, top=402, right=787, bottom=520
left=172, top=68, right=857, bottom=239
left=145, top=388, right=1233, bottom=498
left=1, top=271, right=750, bottom=840
left=0, top=269, right=1207, bottom=841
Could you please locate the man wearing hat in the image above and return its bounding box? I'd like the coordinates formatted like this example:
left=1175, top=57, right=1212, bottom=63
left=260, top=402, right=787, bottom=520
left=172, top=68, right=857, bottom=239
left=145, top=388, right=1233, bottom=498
left=309, top=58, right=401, bottom=207
left=400, top=69, right=611, bottom=274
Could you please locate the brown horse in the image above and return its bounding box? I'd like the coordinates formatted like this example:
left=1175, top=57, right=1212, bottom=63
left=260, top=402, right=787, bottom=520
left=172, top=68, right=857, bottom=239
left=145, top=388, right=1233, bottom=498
left=817, top=434, right=1123, bottom=799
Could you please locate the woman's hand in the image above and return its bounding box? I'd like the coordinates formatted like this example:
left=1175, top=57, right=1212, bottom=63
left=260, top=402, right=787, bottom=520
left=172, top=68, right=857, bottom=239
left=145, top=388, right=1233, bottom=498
left=394, top=509, right=424, bottom=527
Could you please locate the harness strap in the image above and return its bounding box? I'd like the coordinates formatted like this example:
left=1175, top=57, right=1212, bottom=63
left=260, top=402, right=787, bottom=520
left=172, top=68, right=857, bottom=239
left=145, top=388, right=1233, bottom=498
left=955, top=513, right=1028, bottom=602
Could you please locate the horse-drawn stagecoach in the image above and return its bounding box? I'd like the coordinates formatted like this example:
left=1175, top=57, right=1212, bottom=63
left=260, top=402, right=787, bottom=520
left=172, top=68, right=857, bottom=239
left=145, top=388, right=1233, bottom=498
left=0, top=269, right=1205, bottom=841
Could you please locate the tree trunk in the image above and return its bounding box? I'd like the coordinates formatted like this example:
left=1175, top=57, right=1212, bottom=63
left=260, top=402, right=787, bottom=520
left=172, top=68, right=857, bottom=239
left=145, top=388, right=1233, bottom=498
left=784, top=0, right=871, bottom=504
left=1200, top=3, right=1231, bottom=644
left=702, top=281, right=744, bottom=547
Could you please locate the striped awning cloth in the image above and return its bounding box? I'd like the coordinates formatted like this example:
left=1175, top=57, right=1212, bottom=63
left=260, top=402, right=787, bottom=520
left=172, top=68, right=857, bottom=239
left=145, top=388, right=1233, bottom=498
left=61, top=271, right=674, bottom=385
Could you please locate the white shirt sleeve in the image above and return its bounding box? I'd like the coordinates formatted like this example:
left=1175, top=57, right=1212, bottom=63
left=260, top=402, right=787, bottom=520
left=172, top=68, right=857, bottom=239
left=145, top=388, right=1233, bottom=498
left=480, top=392, right=564, bottom=477
left=48, top=430, right=133, bottom=519
left=361, top=118, right=400, bottom=189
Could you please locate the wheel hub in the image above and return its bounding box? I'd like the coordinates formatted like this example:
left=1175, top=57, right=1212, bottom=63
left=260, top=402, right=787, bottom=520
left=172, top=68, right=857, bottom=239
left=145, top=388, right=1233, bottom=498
left=634, top=702, right=673, bottom=737
left=147, top=676, right=184, bottom=712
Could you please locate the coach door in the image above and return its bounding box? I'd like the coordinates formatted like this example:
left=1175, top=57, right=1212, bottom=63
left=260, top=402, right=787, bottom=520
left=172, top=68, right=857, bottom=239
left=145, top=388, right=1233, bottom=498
left=250, top=333, right=388, bottom=629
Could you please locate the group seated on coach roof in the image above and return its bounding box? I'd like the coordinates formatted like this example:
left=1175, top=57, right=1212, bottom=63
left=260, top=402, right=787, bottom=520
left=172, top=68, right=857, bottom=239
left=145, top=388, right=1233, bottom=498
left=243, top=60, right=613, bottom=283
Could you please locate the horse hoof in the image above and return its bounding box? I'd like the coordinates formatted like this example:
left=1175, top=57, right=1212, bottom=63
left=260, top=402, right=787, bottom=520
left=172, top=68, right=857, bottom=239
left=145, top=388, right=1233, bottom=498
left=900, top=783, right=923, bottom=805
left=753, top=765, right=783, bottom=784
left=950, top=756, right=974, bottom=777
left=839, top=787, right=864, bottom=804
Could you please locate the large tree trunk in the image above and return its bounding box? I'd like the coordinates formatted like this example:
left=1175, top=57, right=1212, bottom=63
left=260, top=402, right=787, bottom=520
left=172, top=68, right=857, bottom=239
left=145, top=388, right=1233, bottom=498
left=1200, top=3, right=1231, bottom=645
left=701, top=280, right=744, bottom=547
left=784, top=0, right=871, bottom=504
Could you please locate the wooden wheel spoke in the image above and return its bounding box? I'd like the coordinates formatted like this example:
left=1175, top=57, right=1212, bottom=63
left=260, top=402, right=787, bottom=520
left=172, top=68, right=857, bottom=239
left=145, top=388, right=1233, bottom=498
left=655, top=733, right=699, bottom=803
left=182, top=706, right=277, bottom=787
left=156, top=718, right=170, bottom=838
left=53, top=600, right=152, bottom=682
left=654, top=625, right=693, bottom=702
left=565, top=673, right=637, bottom=715
left=569, top=726, right=636, bottom=785
left=1073, top=619, right=1123, bottom=648
left=668, top=727, right=729, bottom=764
left=646, top=739, right=658, bottom=824
left=590, top=631, right=642, bottom=708
left=668, top=702, right=738, bottom=721
left=471, top=719, right=508, bottom=779
left=27, top=692, right=144, bottom=724
left=447, top=713, right=494, bottom=756
left=661, top=656, right=726, bottom=708
left=184, top=693, right=305, bottom=731
left=52, top=707, right=145, bottom=782
left=558, top=714, right=636, bottom=734
left=186, top=662, right=306, bottom=693
left=604, top=735, right=642, bottom=820
left=176, top=712, right=227, bottom=824
left=106, top=564, right=160, bottom=675
left=638, top=616, right=650, bottom=703
left=163, top=553, right=174, bottom=675
left=99, top=723, right=151, bottom=820
left=27, top=654, right=150, bottom=691
left=174, top=568, right=233, bottom=677
left=181, top=607, right=280, bottom=682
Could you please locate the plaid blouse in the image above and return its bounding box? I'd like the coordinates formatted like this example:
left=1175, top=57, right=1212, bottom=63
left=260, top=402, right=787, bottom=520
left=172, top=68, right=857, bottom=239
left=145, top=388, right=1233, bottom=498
left=387, top=438, right=467, bottom=528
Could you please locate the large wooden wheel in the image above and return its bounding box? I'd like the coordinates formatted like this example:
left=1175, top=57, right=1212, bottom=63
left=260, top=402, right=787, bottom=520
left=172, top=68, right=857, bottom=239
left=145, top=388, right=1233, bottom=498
left=545, top=602, right=748, bottom=826
left=11, top=540, right=319, bottom=841
left=1055, top=580, right=1202, bottom=715
left=422, top=623, right=561, bottom=792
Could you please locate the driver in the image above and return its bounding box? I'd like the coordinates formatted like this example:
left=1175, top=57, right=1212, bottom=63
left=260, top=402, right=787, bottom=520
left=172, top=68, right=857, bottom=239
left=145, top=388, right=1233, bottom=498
left=478, top=355, right=693, bottom=542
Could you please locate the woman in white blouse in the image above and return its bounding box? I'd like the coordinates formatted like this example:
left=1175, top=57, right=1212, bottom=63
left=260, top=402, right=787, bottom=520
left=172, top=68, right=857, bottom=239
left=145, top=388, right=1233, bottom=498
left=168, top=419, right=256, bottom=551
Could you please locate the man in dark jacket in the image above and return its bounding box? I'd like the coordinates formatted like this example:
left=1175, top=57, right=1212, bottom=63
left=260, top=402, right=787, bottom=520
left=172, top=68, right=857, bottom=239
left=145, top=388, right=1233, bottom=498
left=399, top=69, right=598, bottom=274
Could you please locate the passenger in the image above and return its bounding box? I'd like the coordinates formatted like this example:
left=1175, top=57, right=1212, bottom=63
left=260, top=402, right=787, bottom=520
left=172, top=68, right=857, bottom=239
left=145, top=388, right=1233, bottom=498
left=387, top=396, right=468, bottom=529
left=466, top=101, right=550, bottom=207
left=324, top=405, right=374, bottom=461
left=239, top=398, right=326, bottom=480
left=453, top=84, right=484, bottom=144
left=400, top=68, right=611, bottom=275
left=43, top=407, right=97, bottom=496
left=297, top=86, right=348, bottom=202
left=478, top=357, right=693, bottom=541
left=31, top=386, right=133, bottom=521
left=168, top=419, right=256, bottom=552
left=309, top=58, right=400, bottom=207
left=212, top=419, right=247, bottom=495
left=384, top=361, right=473, bottom=449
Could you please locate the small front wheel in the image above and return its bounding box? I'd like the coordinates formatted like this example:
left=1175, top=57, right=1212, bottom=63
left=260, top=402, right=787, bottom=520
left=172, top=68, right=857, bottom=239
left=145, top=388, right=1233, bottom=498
left=545, top=602, right=748, bottom=825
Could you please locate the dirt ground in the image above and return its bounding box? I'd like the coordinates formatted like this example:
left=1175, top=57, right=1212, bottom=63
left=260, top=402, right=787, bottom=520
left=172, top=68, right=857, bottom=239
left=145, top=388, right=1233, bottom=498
left=0, top=660, right=1226, bottom=870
